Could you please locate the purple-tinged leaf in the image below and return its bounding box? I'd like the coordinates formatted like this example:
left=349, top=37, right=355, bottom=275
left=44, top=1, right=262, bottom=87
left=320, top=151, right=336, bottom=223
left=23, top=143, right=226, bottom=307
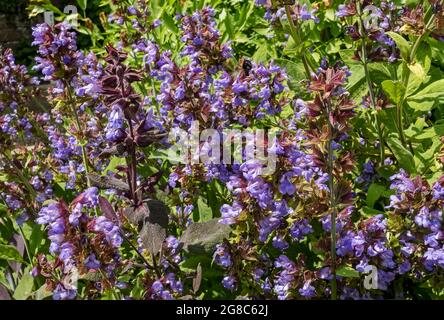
left=98, top=196, right=118, bottom=223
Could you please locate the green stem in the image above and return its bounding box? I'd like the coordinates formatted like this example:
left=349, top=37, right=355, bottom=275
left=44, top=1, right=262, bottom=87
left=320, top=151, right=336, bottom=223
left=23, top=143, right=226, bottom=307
left=284, top=5, right=312, bottom=78
left=328, top=139, right=337, bottom=300
left=65, top=85, right=91, bottom=187
left=18, top=225, right=32, bottom=264
left=151, top=252, right=162, bottom=279
left=0, top=151, right=37, bottom=201
left=0, top=196, right=33, bottom=266
left=120, top=231, right=154, bottom=270
left=396, top=2, right=438, bottom=150
left=356, top=1, right=385, bottom=166
left=325, top=99, right=337, bottom=300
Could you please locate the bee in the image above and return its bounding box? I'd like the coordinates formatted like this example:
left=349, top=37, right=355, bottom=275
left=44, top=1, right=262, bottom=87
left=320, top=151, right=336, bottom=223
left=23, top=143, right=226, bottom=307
left=276, top=0, right=296, bottom=5
left=240, top=57, right=253, bottom=76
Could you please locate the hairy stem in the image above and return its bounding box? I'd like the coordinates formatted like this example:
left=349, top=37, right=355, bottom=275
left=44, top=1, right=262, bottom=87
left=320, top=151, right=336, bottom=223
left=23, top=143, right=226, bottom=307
left=356, top=1, right=385, bottom=166
left=120, top=231, right=154, bottom=270
left=284, top=5, right=312, bottom=78
left=323, top=97, right=337, bottom=300
left=0, top=151, right=37, bottom=217
left=126, top=116, right=139, bottom=205
left=65, top=85, right=91, bottom=187
left=18, top=225, right=32, bottom=264
left=327, top=132, right=337, bottom=300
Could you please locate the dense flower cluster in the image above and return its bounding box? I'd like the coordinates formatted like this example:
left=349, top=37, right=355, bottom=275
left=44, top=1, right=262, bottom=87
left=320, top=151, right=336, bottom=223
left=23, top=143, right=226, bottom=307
left=34, top=187, right=122, bottom=299
left=1, top=1, right=444, bottom=301
left=337, top=1, right=402, bottom=62
left=255, top=0, right=319, bottom=24
left=387, top=171, right=444, bottom=273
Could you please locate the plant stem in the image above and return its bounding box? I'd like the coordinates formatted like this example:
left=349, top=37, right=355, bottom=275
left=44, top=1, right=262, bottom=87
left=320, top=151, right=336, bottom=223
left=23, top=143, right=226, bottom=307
left=328, top=140, right=337, bottom=299
left=151, top=252, right=162, bottom=279
left=0, top=151, right=37, bottom=214
left=325, top=98, right=337, bottom=300
left=284, top=5, right=312, bottom=78
left=120, top=231, right=154, bottom=270
left=65, top=85, right=91, bottom=187
left=0, top=195, right=33, bottom=264
left=126, top=117, right=139, bottom=205
left=356, top=1, right=385, bottom=166
left=395, top=2, right=438, bottom=150
left=18, top=225, right=32, bottom=264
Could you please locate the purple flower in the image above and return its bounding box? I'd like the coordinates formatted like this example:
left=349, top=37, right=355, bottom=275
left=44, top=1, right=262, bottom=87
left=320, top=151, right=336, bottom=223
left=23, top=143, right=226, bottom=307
left=165, top=273, right=183, bottom=294
left=272, top=235, right=289, bottom=251
left=299, top=281, right=316, bottom=298
left=290, top=219, right=312, bottom=241
left=300, top=5, right=319, bottom=23
left=59, top=242, right=75, bottom=263
left=151, top=280, right=174, bottom=300
left=84, top=254, right=101, bottom=269
left=279, top=174, right=296, bottom=195
left=93, top=216, right=123, bottom=248
left=53, top=284, right=77, bottom=300
left=336, top=3, right=356, bottom=18
left=423, top=247, right=444, bottom=270
left=37, top=203, right=63, bottom=225
left=432, top=178, right=444, bottom=200
left=214, top=243, right=232, bottom=268
left=398, top=261, right=411, bottom=274
left=219, top=202, right=243, bottom=225
left=222, top=276, right=236, bottom=291
left=69, top=203, right=83, bottom=226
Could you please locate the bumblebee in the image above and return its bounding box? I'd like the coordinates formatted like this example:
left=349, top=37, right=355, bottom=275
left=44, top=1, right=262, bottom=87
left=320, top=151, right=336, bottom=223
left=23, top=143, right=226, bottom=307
left=240, top=57, right=253, bottom=76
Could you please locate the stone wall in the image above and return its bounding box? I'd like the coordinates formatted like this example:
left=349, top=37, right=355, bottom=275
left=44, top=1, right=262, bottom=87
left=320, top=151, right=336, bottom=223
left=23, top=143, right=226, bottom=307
left=0, top=11, right=32, bottom=51
left=0, top=0, right=66, bottom=52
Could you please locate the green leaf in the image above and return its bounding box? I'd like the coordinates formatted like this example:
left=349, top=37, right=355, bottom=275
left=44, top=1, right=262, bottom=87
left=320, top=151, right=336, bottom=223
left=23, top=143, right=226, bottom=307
left=76, top=0, right=87, bottom=11
left=347, top=64, right=367, bottom=101
left=0, top=244, right=25, bottom=263
left=405, top=117, right=427, bottom=138
left=362, top=206, right=385, bottom=218
left=13, top=270, right=34, bottom=300
left=253, top=43, right=268, bottom=63
left=275, top=59, right=306, bottom=91
left=406, top=72, right=429, bottom=98
left=366, top=183, right=386, bottom=208
left=162, top=11, right=178, bottom=33
left=180, top=219, right=231, bottom=255
left=381, top=80, right=405, bottom=105
left=237, top=1, right=254, bottom=32
left=386, top=31, right=410, bottom=61
left=416, top=42, right=432, bottom=74
left=339, top=49, right=360, bottom=66
left=415, top=124, right=444, bottom=139
left=368, top=63, right=392, bottom=84
left=104, top=157, right=126, bottom=174
left=197, top=197, right=213, bottom=222
left=35, top=285, right=52, bottom=300
left=407, top=79, right=444, bottom=111
left=379, top=108, right=398, bottom=133
left=387, top=135, right=416, bottom=174
left=336, top=266, right=360, bottom=278
left=41, top=4, right=63, bottom=15
left=223, top=11, right=234, bottom=40
left=28, top=224, right=44, bottom=256
left=407, top=62, right=427, bottom=82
